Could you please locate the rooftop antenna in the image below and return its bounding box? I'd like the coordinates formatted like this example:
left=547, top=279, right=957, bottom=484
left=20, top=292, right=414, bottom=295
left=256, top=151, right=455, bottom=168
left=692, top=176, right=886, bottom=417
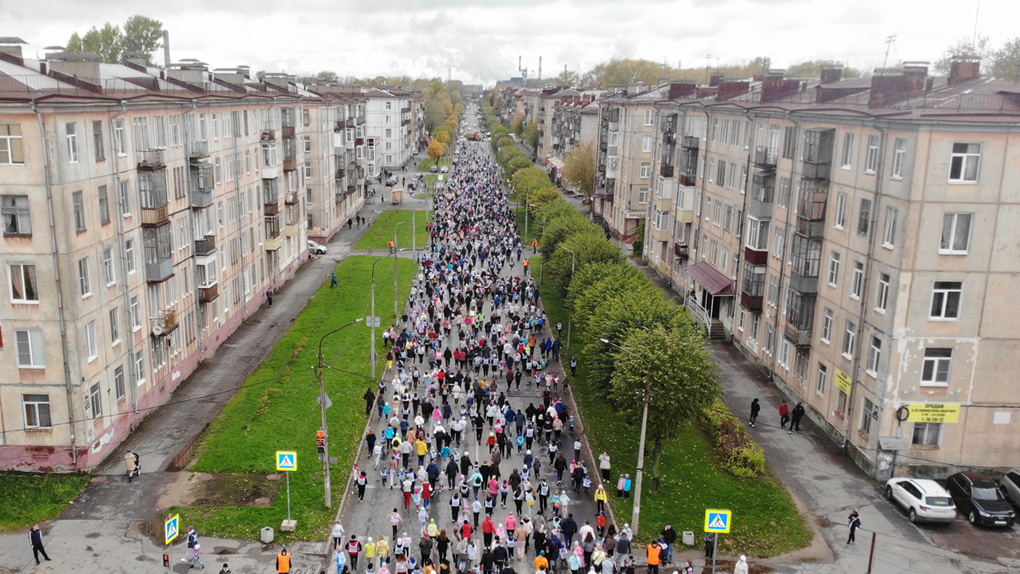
left=882, top=35, right=897, bottom=70
left=538, top=56, right=542, bottom=81
left=972, top=0, right=980, bottom=46
left=705, top=53, right=712, bottom=84
left=163, top=30, right=170, bottom=69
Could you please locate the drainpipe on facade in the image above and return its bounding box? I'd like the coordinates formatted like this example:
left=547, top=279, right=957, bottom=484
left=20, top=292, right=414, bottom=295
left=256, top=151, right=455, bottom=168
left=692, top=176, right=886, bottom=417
left=693, top=107, right=710, bottom=308
left=668, top=108, right=688, bottom=292
left=34, top=102, right=79, bottom=466
left=108, top=101, right=138, bottom=416
left=183, top=102, right=205, bottom=355
left=842, top=125, right=888, bottom=463
left=766, top=113, right=800, bottom=378
left=734, top=111, right=753, bottom=330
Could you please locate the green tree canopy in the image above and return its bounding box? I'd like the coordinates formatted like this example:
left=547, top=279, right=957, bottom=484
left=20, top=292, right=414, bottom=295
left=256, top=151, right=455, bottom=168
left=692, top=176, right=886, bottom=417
left=120, top=16, right=163, bottom=64
left=506, top=156, right=533, bottom=180
left=66, top=23, right=123, bottom=64
left=546, top=231, right=625, bottom=297
left=525, top=122, right=539, bottom=151
left=563, top=140, right=597, bottom=197
left=66, top=15, right=163, bottom=65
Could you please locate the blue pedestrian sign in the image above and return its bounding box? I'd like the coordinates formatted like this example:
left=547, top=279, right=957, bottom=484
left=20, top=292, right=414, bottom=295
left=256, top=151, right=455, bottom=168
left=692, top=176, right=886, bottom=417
left=165, top=514, right=180, bottom=545
left=704, top=509, right=732, bottom=533
left=276, top=451, right=298, bottom=472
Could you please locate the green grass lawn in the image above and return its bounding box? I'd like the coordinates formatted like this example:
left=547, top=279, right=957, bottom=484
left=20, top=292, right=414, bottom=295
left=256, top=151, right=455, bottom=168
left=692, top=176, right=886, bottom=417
left=178, top=256, right=417, bottom=542
left=417, top=155, right=453, bottom=172
left=0, top=473, right=91, bottom=531
left=356, top=209, right=433, bottom=251
left=538, top=273, right=813, bottom=557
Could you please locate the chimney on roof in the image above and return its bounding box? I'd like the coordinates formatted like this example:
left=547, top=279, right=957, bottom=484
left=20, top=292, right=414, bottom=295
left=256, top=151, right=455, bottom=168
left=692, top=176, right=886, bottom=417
left=716, top=80, right=750, bottom=101
left=709, top=72, right=724, bottom=87
left=0, top=37, right=27, bottom=61
left=752, top=72, right=765, bottom=82
left=820, top=65, right=843, bottom=84
left=168, top=61, right=208, bottom=85
left=761, top=71, right=800, bottom=103
left=949, top=57, right=981, bottom=84
left=47, top=52, right=102, bottom=84
left=869, top=64, right=930, bottom=108
left=667, top=81, right=696, bottom=100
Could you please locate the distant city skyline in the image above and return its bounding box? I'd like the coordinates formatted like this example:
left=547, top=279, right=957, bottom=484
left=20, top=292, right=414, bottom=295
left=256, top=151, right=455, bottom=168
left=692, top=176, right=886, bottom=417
left=3, top=0, right=1015, bottom=85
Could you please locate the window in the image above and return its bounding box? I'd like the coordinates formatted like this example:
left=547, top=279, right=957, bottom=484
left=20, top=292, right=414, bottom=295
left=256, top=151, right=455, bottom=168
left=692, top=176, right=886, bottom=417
left=0, top=124, right=25, bottom=164
left=125, top=239, right=136, bottom=273
left=644, top=110, right=654, bottom=126
left=638, top=187, right=649, bottom=204
left=738, top=308, right=746, bottom=331
left=110, top=307, right=121, bottom=344
left=778, top=338, right=791, bottom=369
left=891, top=138, right=906, bottom=179
left=745, top=217, right=769, bottom=251
left=23, top=394, right=52, bottom=428
left=640, top=163, right=651, bottom=179
left=16, top=329, right=46, bottom=368
left=857, top=198, right=871, bottom=236
left=66, top=122, right=79, bottom=163
left=85, top=321, right=98, bottom=361
left=827, top=251, right=841, bottom=286
left=836, top=390, right=849, bottom=414
left=304, top=162, right=312, bottom=179
left=867, top=336, right=882, bottom=373
left=133, top=350, right=146, bottom=385
left=865, top=134, right=879, bottom=174
left=821, top=308, right=834, bottom=343
left=724, top=205, right=733, bottom=232
left=712, top=201, right=722, bottom=225
left=9, top=263, right=39, bottom=303
left=739, top=165, right=747, bottom=193
left=883, top=206, right=898, bottom=248
left=816, top=363, right=828, bottom=395
left=834, top=193, right=846, bottom=229
left=773, top=226, right=786, bottom=260
left=875, top=273, right=890, bottom=313
left=78, top=258, right=91, bottom=297
left=921, top=348, right=953, bottom=386
left=87, top=382, right=102, bottom=419
left=130, top=296, right=141, bottom=330
left=949, top=143, right=981, bottom=183
left=114, top=119, right=126, bottom=156
left=118, top=179, right=131, bottom=217
left=782, top=125, right=798, bottom=159
left=940, top=213, right=972, bottom=254
left=716, top=160, right=726, bottom=187
left=912, top=422, right=942, bottom=447
left=642, top=136, right=652, bottom=152
left=930, top=281, right=962, bottom=319
left=843, top=320, right=856, bottom=357
left=98, top=185, right=110, bottom=225
left=73, top=191, right=86, bottom=232
left=114, top=365, right=126, bottom=400
left=851, top=261, right=864, bottom=299
left=841, top=132, right=854, bottom=168
left=102, top=247, right=115, bottom=285
left=2, top=195, right=31, bottom=235
left=303, top=136, right=311, bottom=153
left=860, top=398, right=875, bottom=434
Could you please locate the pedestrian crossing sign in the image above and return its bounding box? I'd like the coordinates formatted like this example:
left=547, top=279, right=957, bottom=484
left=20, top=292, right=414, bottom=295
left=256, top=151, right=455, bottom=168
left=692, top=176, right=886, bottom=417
left=704, top=509, right=732, bottom=533
left=276, top=451, right=298, bottom=472
left=165, top=514, right=180, bottom=545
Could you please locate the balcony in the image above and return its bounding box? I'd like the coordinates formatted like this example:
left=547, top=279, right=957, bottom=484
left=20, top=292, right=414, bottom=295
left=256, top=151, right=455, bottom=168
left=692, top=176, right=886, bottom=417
left=145, top=257, right=174, bottom=283
left=789, top=234, right=821, bottom=293
left=682, top=135, right=699, bottom=149
left=285, top=191, right=298, bottom=205
left=663, top=132, right=676, bottom=144
left=599, top=140, right=607, bottom=151
left=261, top=129, right=276, bottom=141
left=355, top=138, right=365, bottom=146
left=194, top=235, right=216, bottom=256
left=262, top=164, right=279, bottom=179
left=748, top=173, right=775, bottom=218
left=137, top=149, right=166, bottom=170
left=198, top=282, right=219, bottom=303
left=334, top=120, right=347, bottom=132
left=802, top=128, right=835, bottom=181
left=282, top=126, right=296, bottom=139
left=264, top=201, right=280, bottom=216
left=285, top=222, right=300, bottom=237
left=744, top=246, right=768, bottom=266
left=740, top=292, right=763, bottom=312
left=753, top=146, right=777, bottom=169
left=188, top=140, right=209, bottom=159
left=159, top=309, right=180, bottom=334
left=190, top=164, right=214, bottom=208
left=796, top=180, right=828, bottom=238
left=265, top=235, right=284, bottom=251
left=785, top=291, right=816, bottom=346
left=283, top=158, right=297, bottom=172
left=141, top=204, right=170, bottom=226
left=802, top=158, right=831, bottom=181
left=784, top=324, right=813, bottom=347
left=673, top=243, right=689, bottom=258
left=679, top=173, right=696, bottom=187
left=660, top=164, right=674, bottom=178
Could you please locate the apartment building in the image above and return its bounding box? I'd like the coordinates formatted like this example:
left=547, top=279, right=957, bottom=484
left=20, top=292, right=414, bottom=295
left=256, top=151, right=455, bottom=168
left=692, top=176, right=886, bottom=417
left=643, top=60, right=1020, bottom=478
left=549, top=92, right=602, bottom=162
left=364, top=88, right=414, bottom=174
left=535, top=88, right=576, bottom=161
left=498, top=86, right=525, bottom=124
left=593, top=83, right=668, bottom=242
left=0, top=42, right=377, bottom=471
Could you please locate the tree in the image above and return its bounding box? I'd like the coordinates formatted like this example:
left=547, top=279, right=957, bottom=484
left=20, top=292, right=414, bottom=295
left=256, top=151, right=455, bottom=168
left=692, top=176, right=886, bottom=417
left=434, top=130, right=452, bottom=145
left=547, top=231, right=625, bottom=297
left=934, top=35, right=992, bottom=75
left=66, top=23, right=123, bottom=64
left=991, top=37, right=1020, bottom=80
left=609, top=324, right=720, bottom=485
left=581, top=58, right=673, bottom=90
left=427, top=139, right=446, bottom=160
left=506, top=156, right=533, bottom=180
left=120, top=16, right=163, bottom=65
left=317, top=70, right=339, bottom=82
left=525, top=122, right=539, bottom=151
left=749, top=56, right=772, bottom=73
left=563, top=140, right=597, bottom=198
left=555, top=69, right=579, bottom=86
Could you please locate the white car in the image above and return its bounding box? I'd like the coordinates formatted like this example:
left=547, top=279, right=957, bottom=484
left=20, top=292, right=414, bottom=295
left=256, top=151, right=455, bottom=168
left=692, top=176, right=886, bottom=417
left=886, top=478, right=957, bottom=524
left=440, top=165, right=449, bottom=173
left=307, top=240, right=327, bottom=255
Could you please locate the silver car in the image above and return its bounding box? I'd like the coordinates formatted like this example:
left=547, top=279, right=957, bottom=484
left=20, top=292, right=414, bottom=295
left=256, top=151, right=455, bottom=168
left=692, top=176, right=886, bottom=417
left=886, top=477, right=957, bottom=524
left=1000, top=468, right=1020, bottom=509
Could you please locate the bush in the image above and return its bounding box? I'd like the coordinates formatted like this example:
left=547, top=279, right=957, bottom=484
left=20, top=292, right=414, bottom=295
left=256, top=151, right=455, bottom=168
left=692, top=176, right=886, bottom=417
left=698, top=399, right=767, bottom=478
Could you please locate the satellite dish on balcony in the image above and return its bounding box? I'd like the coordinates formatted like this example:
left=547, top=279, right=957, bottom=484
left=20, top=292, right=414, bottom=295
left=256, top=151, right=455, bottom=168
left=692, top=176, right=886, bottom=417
left=152, top=324, right=164, bottom=336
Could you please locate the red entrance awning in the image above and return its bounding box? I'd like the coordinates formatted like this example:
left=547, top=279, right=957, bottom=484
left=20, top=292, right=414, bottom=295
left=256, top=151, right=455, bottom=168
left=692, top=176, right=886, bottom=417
left=686, top=261, right=735, bottom=296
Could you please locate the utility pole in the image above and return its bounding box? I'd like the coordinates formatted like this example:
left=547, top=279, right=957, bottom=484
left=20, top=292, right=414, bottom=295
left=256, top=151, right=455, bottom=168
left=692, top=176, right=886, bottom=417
left=882, top=35, right=897, bottom=71
left=394, top=220, right=411, bottom=317
left=316, top=317, right=364, bottom=508
left=633, top=376, right=651, bottom=536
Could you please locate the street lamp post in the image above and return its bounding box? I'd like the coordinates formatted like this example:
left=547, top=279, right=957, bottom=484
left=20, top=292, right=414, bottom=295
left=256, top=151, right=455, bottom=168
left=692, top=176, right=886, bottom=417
left=599, top=337, right=650, bottom=537
left=317, top=317, right=364, bottom=508
left=561, top=246, right=577, bottom=364
left=394, top=220, right=411, bottom=317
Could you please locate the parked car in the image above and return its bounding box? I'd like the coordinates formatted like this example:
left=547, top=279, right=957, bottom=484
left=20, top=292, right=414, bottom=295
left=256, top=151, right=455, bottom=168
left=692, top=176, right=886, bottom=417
left=385, top=175, right=399, bottom=186
left=430, top=164, right=438, bottom=173
left=885, top=478, right=957, bottom=524
left=440, top=165, right=449, bottom=173
left=307, top=240, right=327, bottom=255
left=1000, top=468, right=1020, bottom=509
left=946, top=471, right=1016, bottom=527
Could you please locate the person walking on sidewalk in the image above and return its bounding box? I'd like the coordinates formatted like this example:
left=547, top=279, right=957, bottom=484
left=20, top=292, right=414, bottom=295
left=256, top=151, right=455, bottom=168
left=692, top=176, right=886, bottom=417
left=332, top=272, right=339, bottom=288
left=277, top=548, right=292, bottom=574
left=733, top=555, right=749, bottom=574
left=598, top=452, right=611, bottom=482
left=182, top=526, right=198, bottom=563
left=847, top=509, right=862, bottom=545
left=779, top=400, right=790, bottom=430
left=29, top=524, right=50, bottom=564
left=749, top=398, right=760, bottom=427
left=790, top=402, right=806, bottom=433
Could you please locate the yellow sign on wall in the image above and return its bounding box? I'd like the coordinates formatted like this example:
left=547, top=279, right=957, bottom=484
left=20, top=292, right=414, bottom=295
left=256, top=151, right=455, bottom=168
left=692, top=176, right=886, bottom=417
left=835, top=369, right=853, bottom=395
left=906, top=403, right=960, bottom=423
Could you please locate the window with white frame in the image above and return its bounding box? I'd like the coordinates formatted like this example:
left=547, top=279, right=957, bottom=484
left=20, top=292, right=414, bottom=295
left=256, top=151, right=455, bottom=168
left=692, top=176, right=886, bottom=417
left=642, top=136, right=652, bottom=152
left=837, top=390, right=849, bottom=414
left=738, top=308, right=746, bottom=331
left=921, top=348, right=953, bottom=386
left=130, top=295, right=141, bottom=330
left=883, top=206, right=898, bottom=248
left=891, top=138, right=906, bottom=179
left=640, top=163, right=651, bottom=179
left=713, top=201, right=722, bottom=226
left=778, top=338, right=791, bottom=369
left=78, top=258, right=91, bottom=297
left=764, top=324, right=775, bottom=355
left=850, top=261, right=864, bottom=299
left=912, top=422, right=942, bottom=447
left=73, top=191, right=86, bottom=232
left=930, top=281, right=962, bottom=319
left=109, top=307, right=120, bottom=345
left=949, top=143, right=981, bottom=183
left=821, top=308, right=833, bottom=343
left=125, top=239, right=136, bottom=274
left=85, top=321, right=98, bottom=362
left=777, top=177, right=791, bottom=208
left=841, top=132, right=854, bottom=168
left=795, top=348, right=809, bottom=381
left=98, top=185, right=110, bottom=224
left=133, top=350, right=146, bottom=385
left=816, top=363, right=828, bottom=395
left=867, top=336, right=882, bottom=374
left=114, top=119, right=126, bottom=156
left=940, top=213, right=972, bottom=254
left=772, top=226, right=785, bottom=260
left=638, top=187, right=649, bottom=203
left=87, top=382, right=102, bottom=419
left=860, top=398, right=875, bottom=434
left=827, top=251, right=841, bottom=286
left=102, top=247, right=115, bottom=285
left=745, top=217, right=769, bottom=251
left=16, top=329, right=46, bottom=368
left=865, top=134, right=879, bottom=174
left=0, top=124, right=25, bottom=164
left=724, top=205, right=733, bottom=232
left=114, top=365, right=125, bottom=400
left=834, top=192, right=846, bottom=229
left=23, top=394, right=52, bottom=428
left=843, top=320, right=856, bottom=357
left=66, top=122, right=79, bottom=163
left=2, top=195, right=32, bottom=235
left=644, top=109, right=654, bottom=126
left=875, top=272, right=890, bottom=313
left=304, top=162, right=312, bottom=179
left=857, top=198, right=871, bottom=236
left=9, top=263, right=39, bottom=303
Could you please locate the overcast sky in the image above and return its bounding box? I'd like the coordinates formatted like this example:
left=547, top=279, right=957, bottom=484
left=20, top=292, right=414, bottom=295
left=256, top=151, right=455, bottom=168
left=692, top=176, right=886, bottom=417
left=3, top=0, right=1015, bottom=85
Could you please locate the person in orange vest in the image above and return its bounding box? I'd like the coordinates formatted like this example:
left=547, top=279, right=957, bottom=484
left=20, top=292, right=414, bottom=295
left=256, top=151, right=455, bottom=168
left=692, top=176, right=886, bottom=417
left=523, top=259, right=529, bottom=275
left=277, top=548, right=292, bottom=574
left=532, top=239, right=539, bottom=254
left=534, top=550, right=549, bottom=572
left=646, top=541, right=662, bottom=574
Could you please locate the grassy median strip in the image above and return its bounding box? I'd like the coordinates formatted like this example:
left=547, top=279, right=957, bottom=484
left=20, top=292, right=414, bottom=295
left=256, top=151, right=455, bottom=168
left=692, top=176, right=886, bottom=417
left=0, top=473, right=92, bottom=531
left=417, top=155, right=453, bottom=173
left=537, top=265, right=812, bottom=557
left=356, top=209, right=433, bottom=251
left=179, top=256, right=417, bottom=542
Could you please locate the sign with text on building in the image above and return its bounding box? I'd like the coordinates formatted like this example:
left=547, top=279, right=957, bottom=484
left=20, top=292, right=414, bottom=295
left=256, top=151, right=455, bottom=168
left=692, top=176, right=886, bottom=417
left=906, top=403, right=960, bottom=424
left=835, top=369, right=853, bottom=395
left=704, top=509, right=732, bottom=533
